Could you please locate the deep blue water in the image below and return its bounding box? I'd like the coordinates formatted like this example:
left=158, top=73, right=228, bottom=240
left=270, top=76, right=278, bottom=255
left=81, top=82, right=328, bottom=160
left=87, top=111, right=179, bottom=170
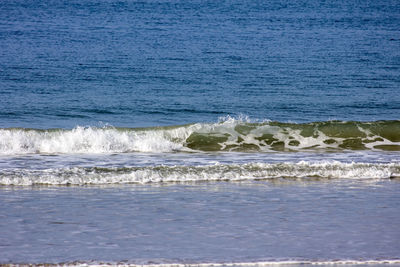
left=1, top=0, right=400, bottom=128
left=1, top=0, right=400, bottom=265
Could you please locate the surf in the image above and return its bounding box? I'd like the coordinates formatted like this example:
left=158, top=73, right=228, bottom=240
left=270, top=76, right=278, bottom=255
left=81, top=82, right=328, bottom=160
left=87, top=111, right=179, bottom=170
left=1, top=161, right=399, bottom=185
left=0, top=119, right=399, bottom=154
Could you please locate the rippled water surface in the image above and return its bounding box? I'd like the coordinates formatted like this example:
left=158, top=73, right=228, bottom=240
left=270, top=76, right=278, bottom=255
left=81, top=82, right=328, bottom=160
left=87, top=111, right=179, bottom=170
left=1, top=0, right=399, bottom=128
left=1, top=180, right=400, bottom=264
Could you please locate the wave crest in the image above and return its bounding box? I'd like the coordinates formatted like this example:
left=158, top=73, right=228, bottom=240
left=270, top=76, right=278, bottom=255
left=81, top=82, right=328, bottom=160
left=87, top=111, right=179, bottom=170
left=0, top=120, right=399, bottom=154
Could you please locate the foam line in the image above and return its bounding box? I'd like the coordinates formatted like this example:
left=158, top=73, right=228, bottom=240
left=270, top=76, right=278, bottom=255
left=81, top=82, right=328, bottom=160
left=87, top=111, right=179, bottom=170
left=1, top=162, right=398, bottom=185
left=4, top=259, right=400, bottom=267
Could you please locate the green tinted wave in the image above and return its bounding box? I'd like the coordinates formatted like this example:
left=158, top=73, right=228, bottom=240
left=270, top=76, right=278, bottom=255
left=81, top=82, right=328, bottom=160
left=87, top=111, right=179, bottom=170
left=184, top=120, right=400, bottom=151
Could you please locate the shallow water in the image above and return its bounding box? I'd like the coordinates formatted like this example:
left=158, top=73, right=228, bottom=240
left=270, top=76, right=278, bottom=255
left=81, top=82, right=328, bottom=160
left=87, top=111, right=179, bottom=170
left=1, top=180, right=400, bottom=264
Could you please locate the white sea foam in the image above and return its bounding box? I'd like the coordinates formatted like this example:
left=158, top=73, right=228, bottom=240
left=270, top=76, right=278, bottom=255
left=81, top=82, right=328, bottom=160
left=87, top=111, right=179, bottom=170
left=1, top=162, right=398, bottom=186
left=0, top=126, right=194, bottom=154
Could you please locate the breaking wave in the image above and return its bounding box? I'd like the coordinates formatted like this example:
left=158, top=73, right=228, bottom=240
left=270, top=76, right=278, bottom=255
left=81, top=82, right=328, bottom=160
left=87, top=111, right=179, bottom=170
left=0, top=119, right=399, bottom=154
left=1, top=161, right=399, bottom=185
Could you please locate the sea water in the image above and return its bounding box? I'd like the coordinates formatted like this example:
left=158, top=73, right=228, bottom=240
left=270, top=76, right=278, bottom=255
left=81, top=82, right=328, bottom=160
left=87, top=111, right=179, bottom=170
left=0, top=0, right=400, bottom=265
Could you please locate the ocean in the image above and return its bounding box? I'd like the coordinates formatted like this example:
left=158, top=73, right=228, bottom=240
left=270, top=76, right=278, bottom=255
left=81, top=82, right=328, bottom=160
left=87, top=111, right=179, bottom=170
left=0, top=0, right=400, bottom=266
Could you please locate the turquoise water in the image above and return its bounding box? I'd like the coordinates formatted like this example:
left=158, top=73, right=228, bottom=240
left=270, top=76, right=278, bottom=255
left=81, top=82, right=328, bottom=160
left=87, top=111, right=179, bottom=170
left=0, top=0, right=400, bottom=265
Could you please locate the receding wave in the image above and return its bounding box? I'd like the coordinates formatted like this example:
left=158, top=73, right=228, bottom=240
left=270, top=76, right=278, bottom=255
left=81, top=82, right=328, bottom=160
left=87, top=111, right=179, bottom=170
left=4, top=259, right=400, bottom=267
left=0, top=119, right=399, bottom=154
left=1, top=162, right=398, bottom=185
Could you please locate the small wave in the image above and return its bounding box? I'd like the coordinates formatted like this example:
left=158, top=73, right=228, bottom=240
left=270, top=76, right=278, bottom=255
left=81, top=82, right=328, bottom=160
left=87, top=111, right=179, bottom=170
left=0, top=119, right=399, bottom=154
left=1, top=162, right=398, bottom=185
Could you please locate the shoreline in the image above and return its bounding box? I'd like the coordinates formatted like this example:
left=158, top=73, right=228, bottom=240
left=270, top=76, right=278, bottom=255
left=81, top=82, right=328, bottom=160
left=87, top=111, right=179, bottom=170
left=3, top=259, right=400, bottom=267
